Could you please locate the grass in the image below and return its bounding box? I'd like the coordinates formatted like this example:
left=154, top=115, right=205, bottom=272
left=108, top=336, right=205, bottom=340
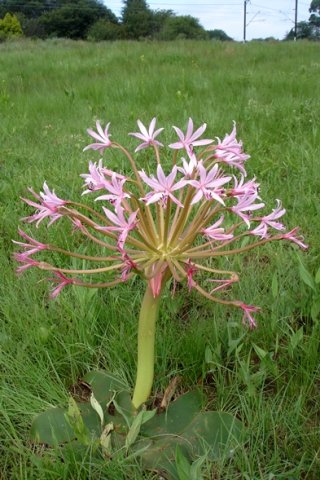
left=1, top=38, right=320, bottom=479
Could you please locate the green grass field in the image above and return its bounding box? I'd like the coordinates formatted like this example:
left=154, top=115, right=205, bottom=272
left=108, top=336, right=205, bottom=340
left=1, top=39, right=320, bottom=479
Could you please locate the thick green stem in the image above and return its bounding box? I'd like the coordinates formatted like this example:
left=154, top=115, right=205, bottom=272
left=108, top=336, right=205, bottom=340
left=132, top=284, right=162, bottom=410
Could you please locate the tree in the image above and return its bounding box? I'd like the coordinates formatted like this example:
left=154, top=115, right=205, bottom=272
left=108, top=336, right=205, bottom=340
left=160, top=15, right=208, bottom=40
left=309, top=0, right=320, bottom=15
left=283, top=1, right=320, bottom=40
left=309, top=0, right=320, bottom=36
left=0, top=1, right=54, bottom=19
left=285, top=20, right=317, bottom=40
left=122, top=0, right=153, bottom=39
left=151, top=9, right=174, bottom=36
left=207, top=29, right=233, bottom=41
left=0, top=0, right=118, bottom=39
left=38, top=1, right=118, bottom=39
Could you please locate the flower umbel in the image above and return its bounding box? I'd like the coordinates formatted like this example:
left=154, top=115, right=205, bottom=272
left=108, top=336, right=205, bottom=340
left=15, top=118, right=306, bottom=314
left=14, top=118, right=307, bottom=409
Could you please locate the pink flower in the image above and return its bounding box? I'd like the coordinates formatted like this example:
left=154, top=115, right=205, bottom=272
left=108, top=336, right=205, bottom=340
left=80, top=160, right=111, bottom=195
left=129, top=118, right=164, bottom=152
left=177, top=152, right=198, bottom=178
left=95, top=173, right=130, bottom=206
left=71, top=218, right=86, bottom=233
left=101, top=167, right=125, bottom=180
left=203, top=216, right=234, bottom=241
left=213, top=123, right=250, bottom=176
left=251, top=200, right=286, bottom=238
left=121, top=253, right=138, bottom=281
left=250, top=223, right=269, bottom=239
left=139, top=164, right=187, bottom=208
left=230, top=193, right=265, bottom=227
left=239, top=303, right=260, bottom=329
left=218, top=152, right=250, bottom=176
left=22, top=182, right=66, bottom=227
left=185, top=260, right=197, bottom=291
left=215, top=122, right=241, bottom=155
left=14, top=254, right=40, bottom=274
left=229, top=175, right=260, bottom=197
left=49, top=272, right=74, bottom=298
left=188, top=162, right=231, bottom=205
left=281, top=227, right=308, bottom=250
left=261, top=200, right=286, bottom=230
left=100, top=205, right=138, bottom=249
left=13, top=229, right=47, bottom=259
left=83, top=121, right=112, bottom=154
left=208, top=274, right=238, bottom=294
left=169, top=118, right=213, bottom=153
left=148, top=262, right=167, bottom=298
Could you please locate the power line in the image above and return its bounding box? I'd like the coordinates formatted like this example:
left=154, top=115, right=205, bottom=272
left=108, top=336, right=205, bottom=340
left=250, top=3, right=290, bottom=13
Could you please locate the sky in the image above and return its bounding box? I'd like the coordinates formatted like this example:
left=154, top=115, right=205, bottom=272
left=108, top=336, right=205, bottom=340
left=104, top=1, right=312, bottom=41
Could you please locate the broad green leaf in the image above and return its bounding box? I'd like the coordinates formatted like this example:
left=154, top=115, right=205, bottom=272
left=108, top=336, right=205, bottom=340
left=30, top=407, right=74, bottom=445
left=30, top=401, right=102, bottom=446
left=141, top=390, right=203, bottom=436
left=181, top=411, right=244, bottom=460
left=139, top=391, right=244, bottom=478
left=83, top=370, right=128, bottom=403
left=315, top=267, right=320, bottom=284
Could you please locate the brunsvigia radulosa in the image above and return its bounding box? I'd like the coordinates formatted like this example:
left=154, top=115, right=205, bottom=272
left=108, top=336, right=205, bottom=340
left=14, top=117, right=307, bottom=409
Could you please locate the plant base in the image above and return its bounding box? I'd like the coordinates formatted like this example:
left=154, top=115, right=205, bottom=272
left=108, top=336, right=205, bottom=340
left=31, top=370, right=245, bottom=479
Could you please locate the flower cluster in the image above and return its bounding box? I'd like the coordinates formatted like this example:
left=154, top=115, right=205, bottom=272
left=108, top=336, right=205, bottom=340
left=14, top=118, right=307, bottom=328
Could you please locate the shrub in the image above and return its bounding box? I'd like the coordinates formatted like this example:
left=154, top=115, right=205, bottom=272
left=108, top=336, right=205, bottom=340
left=160, top=15, right=208, bottom=40
left=87, top=20, right=125, bottom=41
left=207, top=29, right=233, bottom=41
left=0, top=12, right=23, bottom=38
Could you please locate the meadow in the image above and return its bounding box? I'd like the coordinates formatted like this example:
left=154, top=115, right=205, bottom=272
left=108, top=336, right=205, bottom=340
left=0, top=38, right=320, bottom=479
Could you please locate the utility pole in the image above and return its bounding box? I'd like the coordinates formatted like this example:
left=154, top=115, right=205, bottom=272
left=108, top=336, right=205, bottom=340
left=243, top=0, right=250, bottom=43
left=294, top=0, right=298, bottom=41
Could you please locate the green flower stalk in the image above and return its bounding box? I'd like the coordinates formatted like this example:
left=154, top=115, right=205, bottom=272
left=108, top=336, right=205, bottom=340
left=14, top=117, right=307, bottom=409
left=132, top=284, right=162, bottom=409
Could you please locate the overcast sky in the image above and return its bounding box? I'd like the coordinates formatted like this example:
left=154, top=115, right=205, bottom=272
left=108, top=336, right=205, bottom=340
left=104, top=1, right=311, bottom=41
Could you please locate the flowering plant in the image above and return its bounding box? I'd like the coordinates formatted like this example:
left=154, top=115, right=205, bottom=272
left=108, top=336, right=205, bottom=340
left=14, top=117, right=307, bottom=411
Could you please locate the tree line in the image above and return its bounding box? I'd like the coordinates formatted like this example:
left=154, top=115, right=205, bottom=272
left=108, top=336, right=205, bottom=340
left=285, top=0, right=320, bottom=40
left=1, top=0, right=319, bottom=43
left=0, top=0, right=233, bottom=42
